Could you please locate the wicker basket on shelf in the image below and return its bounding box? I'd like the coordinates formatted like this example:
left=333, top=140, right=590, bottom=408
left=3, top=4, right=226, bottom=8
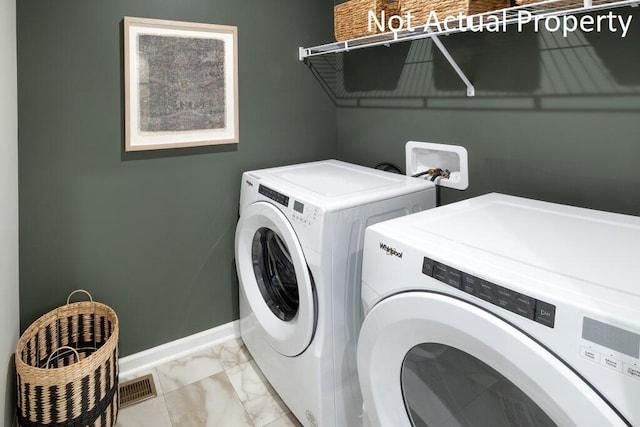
left=399, top=0, right=510, bottom=23
left=514, top=0, right=583, bottom=8
left=15, top=290, right=120, bottom=427
left=335, top=0, right=400, bottom=41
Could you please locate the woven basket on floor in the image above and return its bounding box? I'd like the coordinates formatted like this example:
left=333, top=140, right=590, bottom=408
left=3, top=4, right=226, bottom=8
left=335, top=0, right=400, bottom=41
left=400, top=0, right=510, bottom=23
left=16, top=290, right=120, bottom=427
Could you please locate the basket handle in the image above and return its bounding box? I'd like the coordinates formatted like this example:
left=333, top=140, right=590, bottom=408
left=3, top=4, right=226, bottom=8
left=65, top=289, right=98, bottom=351
left=66, top=289, right=94, bottom=305
left=46, top=346, right=80, bottom=368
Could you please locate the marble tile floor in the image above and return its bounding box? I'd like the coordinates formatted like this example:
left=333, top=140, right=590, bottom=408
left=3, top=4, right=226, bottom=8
left=116, top=338, right=302, bottom=427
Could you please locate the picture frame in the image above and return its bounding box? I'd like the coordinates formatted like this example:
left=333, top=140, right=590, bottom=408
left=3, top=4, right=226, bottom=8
left=124, top=17, right=238, bottom=151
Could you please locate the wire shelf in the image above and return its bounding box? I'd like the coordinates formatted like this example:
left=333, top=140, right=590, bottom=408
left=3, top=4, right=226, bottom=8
left=300, top=0, right=639, bottom=59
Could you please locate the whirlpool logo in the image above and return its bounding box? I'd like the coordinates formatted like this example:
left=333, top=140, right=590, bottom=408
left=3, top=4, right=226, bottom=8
left=380, top=242, right=403, bottom=258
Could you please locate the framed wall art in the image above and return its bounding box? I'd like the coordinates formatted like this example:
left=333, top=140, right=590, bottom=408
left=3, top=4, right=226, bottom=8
left=124, top=17, right=238, bottom=151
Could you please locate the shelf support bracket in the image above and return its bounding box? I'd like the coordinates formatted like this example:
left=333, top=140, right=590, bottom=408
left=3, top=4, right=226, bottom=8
left=430, top=34, right=475, bottom=97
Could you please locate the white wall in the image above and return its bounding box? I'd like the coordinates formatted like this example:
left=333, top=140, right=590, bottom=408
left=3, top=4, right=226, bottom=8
left=0, top=0, right=19, bottom=425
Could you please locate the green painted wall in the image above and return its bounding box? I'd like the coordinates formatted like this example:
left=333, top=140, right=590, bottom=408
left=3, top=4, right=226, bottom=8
left=17, top=2, right=640, bottom=359
left=335, top=9, right=640, bottom=215
left=17, top=0, right=336, bottom=356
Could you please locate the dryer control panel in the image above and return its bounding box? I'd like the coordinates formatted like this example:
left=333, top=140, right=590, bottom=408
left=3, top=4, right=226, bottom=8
left=422, top=256, right=557, bottom=328
left=580, top=316, right=640, bottom=382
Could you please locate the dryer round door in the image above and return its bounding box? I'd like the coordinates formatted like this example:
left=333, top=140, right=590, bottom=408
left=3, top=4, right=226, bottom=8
left=235, top=201, right=316, bottom=357
left=358, top=292, right=629, bottom=427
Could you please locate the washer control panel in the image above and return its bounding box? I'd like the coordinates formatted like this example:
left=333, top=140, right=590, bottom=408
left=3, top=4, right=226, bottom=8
left=256, top=184, right=318, bottom=228
left=290, top=199, right=319, bottom=227
left=422, top=257, right=556, bottom=328
left=259, top=184, right=289, bottom=207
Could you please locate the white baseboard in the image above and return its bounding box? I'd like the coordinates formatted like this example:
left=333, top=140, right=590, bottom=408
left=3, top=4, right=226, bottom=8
left=119, top=320, right=240, bottom=378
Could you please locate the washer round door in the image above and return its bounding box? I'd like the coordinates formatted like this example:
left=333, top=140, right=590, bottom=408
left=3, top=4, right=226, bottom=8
left=235, top=201, right=316, bottom=357
left=357, top=292, right=629, bottom=427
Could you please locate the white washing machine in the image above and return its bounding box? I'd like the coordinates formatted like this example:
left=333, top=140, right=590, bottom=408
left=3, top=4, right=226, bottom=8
left=235, top=160, right=435, bottom=427
left=358, top=193, right=640, bottom=427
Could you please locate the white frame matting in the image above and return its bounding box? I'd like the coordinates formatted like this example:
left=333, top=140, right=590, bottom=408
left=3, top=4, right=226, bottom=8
left=124, top=16, right=239, bottom=151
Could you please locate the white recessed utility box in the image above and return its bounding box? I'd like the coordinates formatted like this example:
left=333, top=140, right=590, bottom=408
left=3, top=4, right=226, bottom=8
left=405, top=141, right=469, bottom=190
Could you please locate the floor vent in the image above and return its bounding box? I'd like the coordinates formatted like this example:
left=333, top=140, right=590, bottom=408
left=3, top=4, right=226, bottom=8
left=119, top=374, right=158, bottom=409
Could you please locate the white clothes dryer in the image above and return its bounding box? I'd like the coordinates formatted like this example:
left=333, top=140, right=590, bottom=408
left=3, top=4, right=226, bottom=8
left=358, top=193, right=640, bottom=427
left=235, top=160, right=435, bottom=427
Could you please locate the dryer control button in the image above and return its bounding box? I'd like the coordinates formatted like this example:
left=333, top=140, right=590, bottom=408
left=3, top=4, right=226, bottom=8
left=446, top=268, right=462, bottom=289
left=601, top=356, right=623, bottom=372
left=477, top=280, right=497, bottom=303
left=579, top=346, right=601, bottom=363
left=462, top=274, right=480, bottom=295
left=495, top=286, right=514, bottom=310
left=422, top=257, right=436, bottom=277
left=534, top=300, right=556, bottom=328
left=433, top=263, right=449, bottom=283
left=623, top=363, right=640, bottom=380
left=513, top=294, right=535, bottom=319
